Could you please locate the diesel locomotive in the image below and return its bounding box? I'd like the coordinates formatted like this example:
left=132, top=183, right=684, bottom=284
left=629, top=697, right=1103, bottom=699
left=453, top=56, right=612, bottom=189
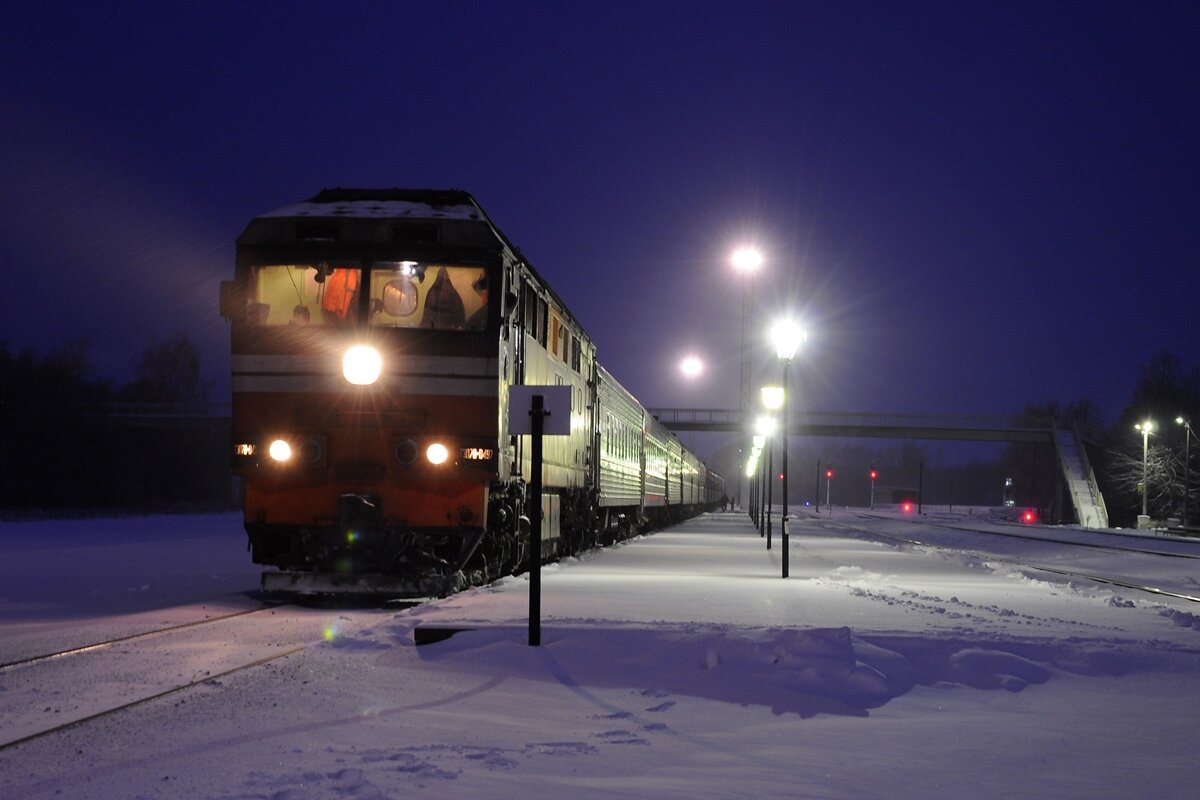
left=220, top=189, right=723, bottom=596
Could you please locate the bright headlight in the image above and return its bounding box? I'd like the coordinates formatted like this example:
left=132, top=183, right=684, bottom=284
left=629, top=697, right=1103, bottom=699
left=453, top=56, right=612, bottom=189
left=343, top=345, right=382, bottom=385
left=268, top=439, right=292, bottom=462
left=426, top=442, right=449, bottom=465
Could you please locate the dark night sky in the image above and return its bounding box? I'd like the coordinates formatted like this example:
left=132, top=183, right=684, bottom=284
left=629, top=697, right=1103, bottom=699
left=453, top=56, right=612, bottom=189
left=2, top=1, right=1197, bottom=427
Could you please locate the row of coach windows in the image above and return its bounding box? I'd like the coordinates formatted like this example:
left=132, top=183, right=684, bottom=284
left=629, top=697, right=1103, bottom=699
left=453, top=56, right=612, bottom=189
left=603, top=413, right=640, bottom=461
left=252, top=263, right=487, bottom=330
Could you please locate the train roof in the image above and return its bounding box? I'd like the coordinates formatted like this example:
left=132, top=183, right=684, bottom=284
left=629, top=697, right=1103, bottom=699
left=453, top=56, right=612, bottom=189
left=258, top=188, right=486, bottom=222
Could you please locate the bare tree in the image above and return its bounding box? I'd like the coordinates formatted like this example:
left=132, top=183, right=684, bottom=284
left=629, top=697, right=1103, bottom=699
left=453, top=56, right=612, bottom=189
left=127, top=331, right=211, bottom=404
left=1106, top=445, right=1188, bottom=521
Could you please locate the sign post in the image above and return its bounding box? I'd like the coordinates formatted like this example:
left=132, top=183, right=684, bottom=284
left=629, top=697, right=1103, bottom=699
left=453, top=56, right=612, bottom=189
left=529, top=394, right=545, bottom=646
left=508, top=385, right=572, bottom=647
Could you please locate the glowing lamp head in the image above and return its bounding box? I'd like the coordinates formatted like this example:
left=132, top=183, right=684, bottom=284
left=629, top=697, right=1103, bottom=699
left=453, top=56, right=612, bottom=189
left=1023, top=510, right=1037, bottom=524
left=343, top=345, right=383, bottom=385
left=426, top=442, right=449, bottom=465
left=680, top=355, right=703, bottom=379
left=770, top=319, right=806, bottom=361
left=755, top=414, right=776, bottom=437
left=730, top=246, right=764, bottom=274
left=268, top=439, right=292, bottom=462
left=902, top=501, right=913, bottom=513
left=760, top=385, right=785, bottom=411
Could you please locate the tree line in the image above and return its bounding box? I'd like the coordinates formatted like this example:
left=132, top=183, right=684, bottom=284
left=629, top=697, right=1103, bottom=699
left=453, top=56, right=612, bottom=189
left=0, top=333, right=231, bottom=516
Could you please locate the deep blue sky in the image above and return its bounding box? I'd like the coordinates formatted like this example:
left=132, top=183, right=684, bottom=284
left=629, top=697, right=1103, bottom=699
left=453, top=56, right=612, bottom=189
left=2, top=1, right=1197, bottom=425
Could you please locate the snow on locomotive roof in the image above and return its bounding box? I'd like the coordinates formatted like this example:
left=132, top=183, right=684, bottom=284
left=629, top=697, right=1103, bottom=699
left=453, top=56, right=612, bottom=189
left=260, top=188, right=484, bottom=221
left=261, top=200, right=482, bottom=221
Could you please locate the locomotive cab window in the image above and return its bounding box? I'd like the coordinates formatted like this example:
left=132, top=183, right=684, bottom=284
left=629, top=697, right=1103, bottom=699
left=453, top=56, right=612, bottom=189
left=253, top=264, right=360, bottom=326
left=369, top=263, right=488, bottom=331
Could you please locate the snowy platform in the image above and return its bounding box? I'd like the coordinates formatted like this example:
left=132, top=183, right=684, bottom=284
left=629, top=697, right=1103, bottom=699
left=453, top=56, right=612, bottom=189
left=3, top=510, right=1200, bottom=799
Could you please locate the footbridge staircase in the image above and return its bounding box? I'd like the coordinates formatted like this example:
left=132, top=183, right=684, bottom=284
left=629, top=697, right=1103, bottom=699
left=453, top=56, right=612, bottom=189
left=1053, top=428, right=1109, bottom=529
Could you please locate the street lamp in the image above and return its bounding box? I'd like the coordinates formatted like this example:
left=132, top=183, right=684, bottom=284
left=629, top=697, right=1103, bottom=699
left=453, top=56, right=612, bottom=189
left=770, top=318, right=806, bottom=578
left=679, top=355, right=704, bottom=447
left=731, top=245, right=763, bottom=511
left=756, top=411, right=777, bottom=547
left=1178, top=417, right=1195, bottom=528
left=1135, top=420, right=1154, bottom=523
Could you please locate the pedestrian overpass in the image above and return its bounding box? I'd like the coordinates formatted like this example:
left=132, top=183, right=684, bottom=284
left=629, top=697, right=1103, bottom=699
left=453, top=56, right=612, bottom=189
left=649, top=408, right=1109, bottom=529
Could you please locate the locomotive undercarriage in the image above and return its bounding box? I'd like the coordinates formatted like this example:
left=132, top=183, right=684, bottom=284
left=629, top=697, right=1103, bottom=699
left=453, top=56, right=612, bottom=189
left=251, top=518, right=489, bottom=597
left=251, top=480, right=675, bottom=599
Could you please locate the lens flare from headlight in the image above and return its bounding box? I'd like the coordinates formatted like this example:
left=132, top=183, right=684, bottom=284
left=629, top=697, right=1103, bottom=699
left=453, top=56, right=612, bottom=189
left=268, top=439, right=292, bottom=462
left=343, top=345, right=382, bottom=385
left=426, top=443, right=449, bottom=465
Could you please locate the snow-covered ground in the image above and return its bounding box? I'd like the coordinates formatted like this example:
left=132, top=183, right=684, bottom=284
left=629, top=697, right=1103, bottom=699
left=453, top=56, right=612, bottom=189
left=3, top=510, right=1200, bottom=799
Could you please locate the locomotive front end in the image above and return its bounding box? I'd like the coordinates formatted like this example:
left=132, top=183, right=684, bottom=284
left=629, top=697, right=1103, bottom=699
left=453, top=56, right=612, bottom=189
left=222, top=190, right=515, bottom=596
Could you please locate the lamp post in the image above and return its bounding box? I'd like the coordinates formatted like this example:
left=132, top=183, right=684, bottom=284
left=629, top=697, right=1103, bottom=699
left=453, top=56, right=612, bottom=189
left=731, top=246, right=762, bottom=511
left=753, top=427, right=769, bottom=536
left=744, top=453, right=759, bottom=523
left=1135, top=420, right=1154, bottom=523
left=770, top=319, right=806, bottom=578
left=679, top=355, right=703, bottom=449
left=756, top=411, right=778, bottom=548
left=760, top=388, right=783, bottom=549
left=1178, top=417, right=1195, bottom=528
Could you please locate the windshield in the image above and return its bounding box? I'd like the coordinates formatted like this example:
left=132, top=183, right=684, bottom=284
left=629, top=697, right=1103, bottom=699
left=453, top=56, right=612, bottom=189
left=369, top=263, right=487, bottom=331
left=251, top=263, right=487, bottom=331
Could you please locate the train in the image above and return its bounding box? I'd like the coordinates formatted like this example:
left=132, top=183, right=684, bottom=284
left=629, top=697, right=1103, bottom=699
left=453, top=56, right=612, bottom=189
left=219, top=188, right=724, bottom=596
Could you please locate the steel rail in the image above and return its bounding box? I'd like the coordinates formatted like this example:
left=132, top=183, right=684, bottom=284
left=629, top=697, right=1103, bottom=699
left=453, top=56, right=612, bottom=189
left=822, top=518, right=1200, bottom=604
left=0, top=604, right=279, bottom=671
left=0, top=645, right=307, bottom=751
left=856, top=512, right=1200, bottom=560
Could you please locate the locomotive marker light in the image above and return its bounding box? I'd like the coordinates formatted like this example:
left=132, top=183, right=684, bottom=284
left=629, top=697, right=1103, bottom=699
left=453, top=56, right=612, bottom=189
left=426, top=443, right=450, bottom=465
left=268, top=439, right=292, bottom=462
left=769, top=318, right=806, bottom=579
left=508, top=385, right=572, bottom=647
left=343, top=344, right=383, bottom=385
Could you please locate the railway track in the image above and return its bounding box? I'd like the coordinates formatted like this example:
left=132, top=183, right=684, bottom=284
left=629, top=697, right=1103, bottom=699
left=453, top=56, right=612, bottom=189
left=0, top=603, right=326, bottom=751
left=0, top=645, right=307, bottom=752
left=813, top=513, right=1200, bottom=605
left=858, top=512, right=1200, bottom=560
left=0, top=604, right=281, bottom=671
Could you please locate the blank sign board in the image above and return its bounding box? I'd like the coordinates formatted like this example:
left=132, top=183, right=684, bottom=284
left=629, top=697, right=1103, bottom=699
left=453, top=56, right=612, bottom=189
left=508, top=385, right=572, bottom=435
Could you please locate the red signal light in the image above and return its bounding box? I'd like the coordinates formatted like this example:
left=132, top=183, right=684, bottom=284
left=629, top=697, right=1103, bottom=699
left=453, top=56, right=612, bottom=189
left=1022, top=510, right=1037, bottom=524
left=901, top=502, right=913, bottom=513
left=826, top=469, right=834, bottom=479
left=869, top=470, right=878, bottom=481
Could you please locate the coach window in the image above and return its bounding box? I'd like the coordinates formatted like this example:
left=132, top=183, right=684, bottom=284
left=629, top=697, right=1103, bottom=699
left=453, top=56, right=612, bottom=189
left=253, top=264, right=360, bottom=326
